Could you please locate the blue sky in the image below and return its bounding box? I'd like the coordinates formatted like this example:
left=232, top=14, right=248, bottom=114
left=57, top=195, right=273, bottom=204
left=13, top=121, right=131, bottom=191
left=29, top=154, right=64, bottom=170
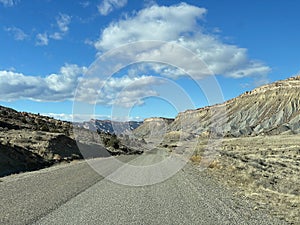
left=0, top=0, right=299, bottom=121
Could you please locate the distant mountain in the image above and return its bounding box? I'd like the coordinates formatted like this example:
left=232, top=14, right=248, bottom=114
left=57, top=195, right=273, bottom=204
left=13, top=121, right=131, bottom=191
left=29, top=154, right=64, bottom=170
left=135, top=75, right=300, bottom=138
left=74, top=119, right=143, bottom=134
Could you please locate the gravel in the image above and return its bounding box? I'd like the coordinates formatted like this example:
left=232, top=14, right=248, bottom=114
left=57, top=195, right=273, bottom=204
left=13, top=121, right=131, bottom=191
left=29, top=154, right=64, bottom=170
left=0, top=150, right=286, bottom=225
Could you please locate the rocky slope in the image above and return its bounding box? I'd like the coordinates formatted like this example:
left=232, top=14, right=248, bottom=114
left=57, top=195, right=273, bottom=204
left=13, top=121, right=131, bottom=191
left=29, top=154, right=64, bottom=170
left=176, top=76, right=300, bottom=137
left=0, top=106, right=143, bottom=177
left=136, top=75, right=300, bottom=138
left=133, top=117, right=174, bottom=137
left=0, top=106, right=72, bottom=134
left=0, top=142, right=50, bottom=177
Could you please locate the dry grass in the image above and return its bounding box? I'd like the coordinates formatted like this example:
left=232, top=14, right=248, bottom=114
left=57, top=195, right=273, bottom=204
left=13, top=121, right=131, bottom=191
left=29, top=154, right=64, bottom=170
left=190, top=155, right=202, bottom=164
left=203, top=135, right=300, bottom=224
left=208, top=159, right=221, bottom=169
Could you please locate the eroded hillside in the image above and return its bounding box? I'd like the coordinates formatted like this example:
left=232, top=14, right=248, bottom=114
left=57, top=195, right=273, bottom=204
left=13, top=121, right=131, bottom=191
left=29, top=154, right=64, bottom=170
left=171, top=76, right=300, bottom=137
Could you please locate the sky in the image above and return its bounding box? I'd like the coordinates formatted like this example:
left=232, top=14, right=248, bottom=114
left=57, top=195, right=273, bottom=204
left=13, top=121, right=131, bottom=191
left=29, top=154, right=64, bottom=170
left=0, top=0, right=299, bottom=121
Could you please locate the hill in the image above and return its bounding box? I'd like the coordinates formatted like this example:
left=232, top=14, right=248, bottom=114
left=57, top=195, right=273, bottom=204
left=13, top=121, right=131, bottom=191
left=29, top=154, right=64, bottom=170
left=136, top=75, right=300, bottom=138
left=0, top=106, right=142, bottom=177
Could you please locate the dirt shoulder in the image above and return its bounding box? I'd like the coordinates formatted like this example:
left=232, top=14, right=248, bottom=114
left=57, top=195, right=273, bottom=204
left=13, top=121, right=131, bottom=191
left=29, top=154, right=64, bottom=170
left=189, top=134, right=299, bottom=225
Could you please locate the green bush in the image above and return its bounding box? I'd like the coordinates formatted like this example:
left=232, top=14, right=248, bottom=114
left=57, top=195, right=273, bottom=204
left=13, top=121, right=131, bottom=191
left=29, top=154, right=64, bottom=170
left=40, top=124, right=49, bottom=132
left=107, top=134, right=120, bottom=149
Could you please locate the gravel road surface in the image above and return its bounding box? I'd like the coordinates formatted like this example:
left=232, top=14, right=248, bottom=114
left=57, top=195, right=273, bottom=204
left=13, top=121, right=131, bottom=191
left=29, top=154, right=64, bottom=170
left=0, top=149, right=285, bottom=225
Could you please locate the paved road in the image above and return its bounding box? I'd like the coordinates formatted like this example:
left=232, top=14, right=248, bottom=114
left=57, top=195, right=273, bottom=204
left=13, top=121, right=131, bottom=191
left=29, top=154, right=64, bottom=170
left=0, top=149, right=285, bottom=225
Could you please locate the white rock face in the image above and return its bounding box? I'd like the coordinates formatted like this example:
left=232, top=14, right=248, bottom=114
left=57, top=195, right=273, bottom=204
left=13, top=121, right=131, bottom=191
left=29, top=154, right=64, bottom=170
left=134, top=117, right=174, bottom=138
left=136, top=75, right=300, bottom=138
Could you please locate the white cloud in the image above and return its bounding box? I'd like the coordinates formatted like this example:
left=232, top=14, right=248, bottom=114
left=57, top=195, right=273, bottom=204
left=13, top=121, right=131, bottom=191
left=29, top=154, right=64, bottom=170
left=76, top=75, right=164, bottom=107
left=98, top=0, right=127, bottom=16
left=4, top=26, right=28, bottom=41
left=94, top=3, right=270, bottom=78
left=176, top=36, right=271, bottom=78
left=56, top=13, right=71, bottom=33
left=0, top=66, right=163, bottom=108
left=49, top=32, right=62, bottom=40
left=45, top=64, right=86, bottom=92
left=40, top=113, right=105, bottom=122
left=41, top=113, right=142, bottom=122
left=36, top=33, right=49, bottom=46
left=0, top=64, right=87, bottom=101
left=0, top=0, right=18, bottom=7
left=95, top=3, right=205, bottom=50
left=41, top=113, right=111, bottom=122
left=36, top=13, right=71, bottom=43
left=80, top=1, right=90, bottom=8
left=41, top=113, right=74, bottom=121
left=49, top=13, right=71, bottom=40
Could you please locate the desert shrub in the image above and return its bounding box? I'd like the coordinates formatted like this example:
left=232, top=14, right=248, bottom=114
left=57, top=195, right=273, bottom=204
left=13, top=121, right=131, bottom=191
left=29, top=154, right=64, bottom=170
left=208, top=159, right=221, bottom=169
left=102, top=137, right=109, bottom=146
left=107, top=134, right=120, bottom=149
left=40, top=124, right=49, bottom=132
left=190, top=155, right=202, bottom=164
left=1, top=110, right=8, bottom=116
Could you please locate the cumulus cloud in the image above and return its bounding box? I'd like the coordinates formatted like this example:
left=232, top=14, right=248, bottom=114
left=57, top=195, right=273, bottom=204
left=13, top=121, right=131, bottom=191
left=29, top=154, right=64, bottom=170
left=35, top=33, right=49, bottom=46
left=95, top=3, right=205, bottom=50
left=0, top=65, right=163, bottom=107
left=50, top=13, right=71, bottom=40
left=98, top=0, right=127, bottom=16
left=76, top=75, right=164, bottom=107
left=3, top=3, right=271, bottom=109
left=4, top=26, right=28, bottom=41
left=56, top=13, right=71, bottom=33
left=41, top=113, right=74, bottom=121
left=0, top=64, right=86, bottom=101
left=94, top=3, right=270, bottom=78
left=0, top=0, right=18, bottom=7
left=49, top=32, right=62, bottom=40
left=35, top=13, right=71, bottom=45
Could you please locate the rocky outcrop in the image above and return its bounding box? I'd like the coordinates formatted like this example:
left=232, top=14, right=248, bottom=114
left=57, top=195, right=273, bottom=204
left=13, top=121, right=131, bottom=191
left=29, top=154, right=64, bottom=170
left=0, top=129, right=84, bottom=177
left=0, top=106, right=143, bottom=177
left=137, top=75, right=300, bottom=138
left=0, top=143, right=50, bottom=177
left=133, top=117, right=174, bottom=138
left=175, top=76, right=300, bottom=137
